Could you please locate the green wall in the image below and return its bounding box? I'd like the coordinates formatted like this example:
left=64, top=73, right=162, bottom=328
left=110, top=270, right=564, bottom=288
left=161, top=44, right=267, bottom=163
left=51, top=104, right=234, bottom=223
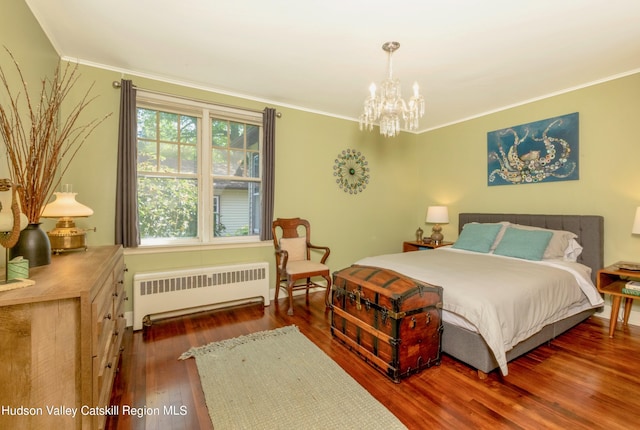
left=0, top=0, right=59, bottom=183
left=4, top=1, right=640, bottom=323
left=409, top=73, right=640, bottom=265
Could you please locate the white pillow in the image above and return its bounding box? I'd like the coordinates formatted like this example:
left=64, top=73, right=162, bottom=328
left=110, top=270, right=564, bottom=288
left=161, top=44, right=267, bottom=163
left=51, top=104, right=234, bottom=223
left=279, top=237, right=307, bottom=261
left=564, top=238, right=583, bottom=262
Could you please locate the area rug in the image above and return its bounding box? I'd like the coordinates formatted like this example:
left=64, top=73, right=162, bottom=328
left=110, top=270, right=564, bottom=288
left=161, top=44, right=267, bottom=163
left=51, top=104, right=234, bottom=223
left=179, top=325, right=406, bottom=429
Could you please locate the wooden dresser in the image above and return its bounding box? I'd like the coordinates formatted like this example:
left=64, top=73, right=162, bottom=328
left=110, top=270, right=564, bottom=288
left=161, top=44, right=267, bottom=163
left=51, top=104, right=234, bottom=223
left=0, top=245, right=125, bottom=430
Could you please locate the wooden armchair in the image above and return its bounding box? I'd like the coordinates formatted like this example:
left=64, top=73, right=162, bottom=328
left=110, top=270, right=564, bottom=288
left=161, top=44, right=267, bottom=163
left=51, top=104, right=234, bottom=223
left=272, top=218, right=331, bottom=315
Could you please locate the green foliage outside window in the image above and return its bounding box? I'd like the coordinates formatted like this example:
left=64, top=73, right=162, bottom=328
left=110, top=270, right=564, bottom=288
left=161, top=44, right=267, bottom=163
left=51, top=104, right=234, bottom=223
left=137, top=107, right=203, bottom=239
left=137, top=176, right=198, bottom=238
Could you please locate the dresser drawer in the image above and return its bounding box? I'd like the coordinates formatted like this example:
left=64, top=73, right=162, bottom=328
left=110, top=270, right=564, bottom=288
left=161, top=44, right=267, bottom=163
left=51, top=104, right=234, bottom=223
left=92, top=253, right=126, bottom=430
left=92, top=274, right=115, bottom=359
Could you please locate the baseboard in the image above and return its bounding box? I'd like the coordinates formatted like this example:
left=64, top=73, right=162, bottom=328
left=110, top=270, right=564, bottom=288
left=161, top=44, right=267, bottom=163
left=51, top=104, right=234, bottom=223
left=124, top=285, right=326, bottom=327
left=125, top=311, right=133, bottom=327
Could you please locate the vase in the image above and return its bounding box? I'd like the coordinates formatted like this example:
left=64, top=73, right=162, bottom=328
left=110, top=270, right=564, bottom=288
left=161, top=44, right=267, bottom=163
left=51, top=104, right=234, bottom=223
left=9, top=223, right=52, bottom=267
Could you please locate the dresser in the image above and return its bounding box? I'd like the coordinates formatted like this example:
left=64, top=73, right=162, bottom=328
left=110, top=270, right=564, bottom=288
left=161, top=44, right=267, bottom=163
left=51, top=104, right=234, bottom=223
left=0, top=245, right=125, bottom=430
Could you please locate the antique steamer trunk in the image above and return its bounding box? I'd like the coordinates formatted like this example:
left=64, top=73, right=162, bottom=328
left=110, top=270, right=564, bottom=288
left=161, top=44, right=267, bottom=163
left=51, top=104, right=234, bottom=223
left=331, top=265, right=443, bottom=383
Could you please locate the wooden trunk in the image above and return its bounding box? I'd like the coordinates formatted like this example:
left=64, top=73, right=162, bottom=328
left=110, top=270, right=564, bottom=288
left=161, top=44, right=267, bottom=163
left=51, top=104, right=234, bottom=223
left=331, top=265, right=443, bottom=383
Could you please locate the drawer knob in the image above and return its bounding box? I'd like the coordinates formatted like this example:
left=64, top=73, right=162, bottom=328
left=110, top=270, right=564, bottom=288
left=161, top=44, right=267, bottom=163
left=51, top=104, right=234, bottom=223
left=106, top=362, right=112, bottom=369
left=105, top=313, right=112, bottom=320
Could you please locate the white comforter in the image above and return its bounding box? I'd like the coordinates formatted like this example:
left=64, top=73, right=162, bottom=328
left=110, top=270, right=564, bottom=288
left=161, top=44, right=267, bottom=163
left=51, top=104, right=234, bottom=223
left=356, top=248, right=604, bottom=375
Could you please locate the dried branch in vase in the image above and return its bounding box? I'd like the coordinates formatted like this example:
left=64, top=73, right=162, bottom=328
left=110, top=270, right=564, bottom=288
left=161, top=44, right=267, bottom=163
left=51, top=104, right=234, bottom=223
left=0, top=48, right=112, bottom=223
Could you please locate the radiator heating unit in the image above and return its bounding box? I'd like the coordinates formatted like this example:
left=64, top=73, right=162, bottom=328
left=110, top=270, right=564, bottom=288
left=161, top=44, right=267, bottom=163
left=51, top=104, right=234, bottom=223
left=133, top=262, right=269, bottom=330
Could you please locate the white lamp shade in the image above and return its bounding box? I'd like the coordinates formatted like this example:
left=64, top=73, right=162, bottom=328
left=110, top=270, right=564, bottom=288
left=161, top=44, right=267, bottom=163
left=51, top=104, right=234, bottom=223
left=41, top=192, right=93, bottom=218
left=633, top=207, right=640, bottom=234
left=426, top=206, right=449, bottom=224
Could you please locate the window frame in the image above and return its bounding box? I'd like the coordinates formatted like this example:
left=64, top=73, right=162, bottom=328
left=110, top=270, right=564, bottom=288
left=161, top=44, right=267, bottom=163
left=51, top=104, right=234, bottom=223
left=136, top=91, right=264, bottom=247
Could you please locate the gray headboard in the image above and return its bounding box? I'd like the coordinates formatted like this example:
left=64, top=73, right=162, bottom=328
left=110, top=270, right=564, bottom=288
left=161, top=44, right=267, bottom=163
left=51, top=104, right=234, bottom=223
left=458, top=213, right=604, bottom=283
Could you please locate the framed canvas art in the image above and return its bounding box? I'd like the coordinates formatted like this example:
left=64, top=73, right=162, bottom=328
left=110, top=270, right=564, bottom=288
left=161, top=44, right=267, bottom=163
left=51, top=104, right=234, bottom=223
left=487, top=112, right=579, bottom=186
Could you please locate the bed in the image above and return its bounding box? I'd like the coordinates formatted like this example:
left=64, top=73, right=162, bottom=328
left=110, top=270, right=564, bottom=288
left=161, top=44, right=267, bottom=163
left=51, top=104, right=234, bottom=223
left=356, top=213, right=604, bottom=376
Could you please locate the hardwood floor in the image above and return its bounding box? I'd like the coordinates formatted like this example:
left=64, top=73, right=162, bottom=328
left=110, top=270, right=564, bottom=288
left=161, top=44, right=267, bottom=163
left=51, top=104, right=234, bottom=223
left=107, top=292, right=640, bottom=430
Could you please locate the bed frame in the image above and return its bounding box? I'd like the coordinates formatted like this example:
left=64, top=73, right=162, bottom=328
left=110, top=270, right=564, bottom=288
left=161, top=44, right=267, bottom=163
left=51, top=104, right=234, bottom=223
left=441, top=213, right=604, bottom=376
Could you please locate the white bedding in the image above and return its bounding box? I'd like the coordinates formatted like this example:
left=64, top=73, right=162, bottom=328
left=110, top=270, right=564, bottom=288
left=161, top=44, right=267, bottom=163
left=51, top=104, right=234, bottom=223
left=356, top=247, right=604, bottom=375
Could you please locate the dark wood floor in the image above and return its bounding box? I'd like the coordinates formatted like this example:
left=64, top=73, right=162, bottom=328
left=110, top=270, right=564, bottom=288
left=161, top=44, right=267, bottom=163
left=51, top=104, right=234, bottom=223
left=107, top=292, right=640, bottom=430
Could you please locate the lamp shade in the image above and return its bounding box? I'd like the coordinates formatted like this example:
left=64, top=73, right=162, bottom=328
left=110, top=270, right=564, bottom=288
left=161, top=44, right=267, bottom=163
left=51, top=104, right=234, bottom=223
left=633, top=207, right=640, bottom=234
left=426, top=206, right=449, bottom=224
left=41, top=192, right=93, bottom=218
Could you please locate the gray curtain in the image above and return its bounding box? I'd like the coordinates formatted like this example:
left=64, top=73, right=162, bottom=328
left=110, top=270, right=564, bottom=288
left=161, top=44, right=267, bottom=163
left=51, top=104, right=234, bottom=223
left=261, top=108, right=276, bottom=241
left=115, top=79, right=140, bottom=247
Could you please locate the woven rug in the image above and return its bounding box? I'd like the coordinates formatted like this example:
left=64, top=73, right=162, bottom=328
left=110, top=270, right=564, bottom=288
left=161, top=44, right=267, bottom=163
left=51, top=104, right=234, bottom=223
left=179, top=325, right=406, bottom=430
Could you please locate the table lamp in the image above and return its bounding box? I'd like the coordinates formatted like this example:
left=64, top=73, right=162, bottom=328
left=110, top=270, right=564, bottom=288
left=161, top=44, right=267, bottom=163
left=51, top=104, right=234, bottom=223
left=426, top=206, right=449, bottom=245
left=41, top=185, right=94, bottom=253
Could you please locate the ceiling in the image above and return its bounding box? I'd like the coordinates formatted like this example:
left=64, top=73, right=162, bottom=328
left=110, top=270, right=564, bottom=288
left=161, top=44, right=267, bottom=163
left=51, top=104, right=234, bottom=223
left=26, top=0, right=640, bottom=133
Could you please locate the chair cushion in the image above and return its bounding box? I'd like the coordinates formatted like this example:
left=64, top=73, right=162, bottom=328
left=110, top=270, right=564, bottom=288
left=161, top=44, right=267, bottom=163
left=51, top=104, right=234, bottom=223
left=285, top=260, right=329, bottom=276
left=280, top=237, right=306, bottom=261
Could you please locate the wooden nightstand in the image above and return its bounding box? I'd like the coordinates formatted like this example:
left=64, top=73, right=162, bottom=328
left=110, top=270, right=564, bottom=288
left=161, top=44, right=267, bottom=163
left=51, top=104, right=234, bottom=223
left=403, top=240, right=453, bottom=252
left=597, top=261, right=640, bottom=338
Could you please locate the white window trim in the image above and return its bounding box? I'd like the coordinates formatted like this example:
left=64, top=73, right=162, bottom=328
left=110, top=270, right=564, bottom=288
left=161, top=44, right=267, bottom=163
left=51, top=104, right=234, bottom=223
left=136, top=91, right=263, bottom=248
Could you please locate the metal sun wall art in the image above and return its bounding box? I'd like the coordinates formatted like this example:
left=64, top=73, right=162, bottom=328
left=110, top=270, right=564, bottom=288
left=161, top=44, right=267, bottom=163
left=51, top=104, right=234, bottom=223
left=333, top=149, right=370, bottom=194
left=487, top=112, right=579, bottom=186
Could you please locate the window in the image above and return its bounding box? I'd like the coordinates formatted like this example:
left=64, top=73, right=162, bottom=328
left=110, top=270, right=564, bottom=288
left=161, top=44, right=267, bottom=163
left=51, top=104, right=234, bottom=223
left=136, top=92, right=263, bottom=246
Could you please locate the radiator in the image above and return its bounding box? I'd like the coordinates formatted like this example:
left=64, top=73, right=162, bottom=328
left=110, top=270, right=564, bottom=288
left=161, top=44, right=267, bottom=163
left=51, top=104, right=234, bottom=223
left=133, top=262, right=270, bottom=330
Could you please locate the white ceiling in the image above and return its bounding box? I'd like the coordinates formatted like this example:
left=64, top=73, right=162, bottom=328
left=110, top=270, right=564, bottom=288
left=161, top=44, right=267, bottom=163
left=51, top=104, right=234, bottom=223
left=25, top=0, right=640, bottom=132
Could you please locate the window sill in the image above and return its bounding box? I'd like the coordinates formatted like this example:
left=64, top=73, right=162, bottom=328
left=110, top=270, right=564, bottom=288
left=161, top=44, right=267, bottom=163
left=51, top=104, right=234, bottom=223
left=123, top=240, right=272, bottom=256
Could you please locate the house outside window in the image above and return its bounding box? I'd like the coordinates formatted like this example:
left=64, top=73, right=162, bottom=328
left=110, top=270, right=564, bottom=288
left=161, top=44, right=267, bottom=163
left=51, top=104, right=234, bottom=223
left=136, top=91, right=263, bottom=246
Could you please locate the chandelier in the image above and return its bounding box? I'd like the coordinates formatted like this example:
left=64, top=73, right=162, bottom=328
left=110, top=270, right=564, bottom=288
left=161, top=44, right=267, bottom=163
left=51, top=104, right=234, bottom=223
left=359, top=41, right=425, bottom=138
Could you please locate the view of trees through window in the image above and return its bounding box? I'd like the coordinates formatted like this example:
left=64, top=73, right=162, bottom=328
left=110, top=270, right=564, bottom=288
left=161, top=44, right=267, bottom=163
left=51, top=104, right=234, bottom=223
left=136, top=101, right=262, bottom=244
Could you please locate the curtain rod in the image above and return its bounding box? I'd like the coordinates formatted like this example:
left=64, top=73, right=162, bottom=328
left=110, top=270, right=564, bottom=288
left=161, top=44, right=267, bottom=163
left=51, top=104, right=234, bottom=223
left=112, top=80, right=281, bottom=118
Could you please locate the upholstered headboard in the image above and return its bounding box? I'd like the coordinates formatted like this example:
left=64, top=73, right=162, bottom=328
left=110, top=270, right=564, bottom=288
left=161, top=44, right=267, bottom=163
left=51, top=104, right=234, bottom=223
left=458, top=213, right=604, bottom=283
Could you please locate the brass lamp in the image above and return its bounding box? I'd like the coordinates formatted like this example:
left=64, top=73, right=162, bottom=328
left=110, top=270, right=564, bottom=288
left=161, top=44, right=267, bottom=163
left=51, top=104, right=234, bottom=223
left=426, top=206, right=449, bottom=245
left=41, top=185, right=94, bottom=253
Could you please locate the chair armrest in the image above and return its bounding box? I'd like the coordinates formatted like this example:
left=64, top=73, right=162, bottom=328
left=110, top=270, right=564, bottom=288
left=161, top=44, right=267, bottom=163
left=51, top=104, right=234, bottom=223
left=274, top=247, right=289, bottom=273
left=307, top=243, right=330, bottom=264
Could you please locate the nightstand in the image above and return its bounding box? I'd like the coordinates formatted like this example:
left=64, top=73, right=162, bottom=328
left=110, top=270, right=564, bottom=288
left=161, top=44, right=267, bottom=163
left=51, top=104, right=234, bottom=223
left=597, top=261, right=640, bottom=338
left=403, top=240, right=453, bottom=252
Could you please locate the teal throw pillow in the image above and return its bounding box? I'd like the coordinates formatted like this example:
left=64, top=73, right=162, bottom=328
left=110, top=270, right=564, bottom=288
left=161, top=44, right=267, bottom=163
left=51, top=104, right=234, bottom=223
left=493, top=227, right=553, bottom=261
left=452, top=223, right=503, bottom=253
